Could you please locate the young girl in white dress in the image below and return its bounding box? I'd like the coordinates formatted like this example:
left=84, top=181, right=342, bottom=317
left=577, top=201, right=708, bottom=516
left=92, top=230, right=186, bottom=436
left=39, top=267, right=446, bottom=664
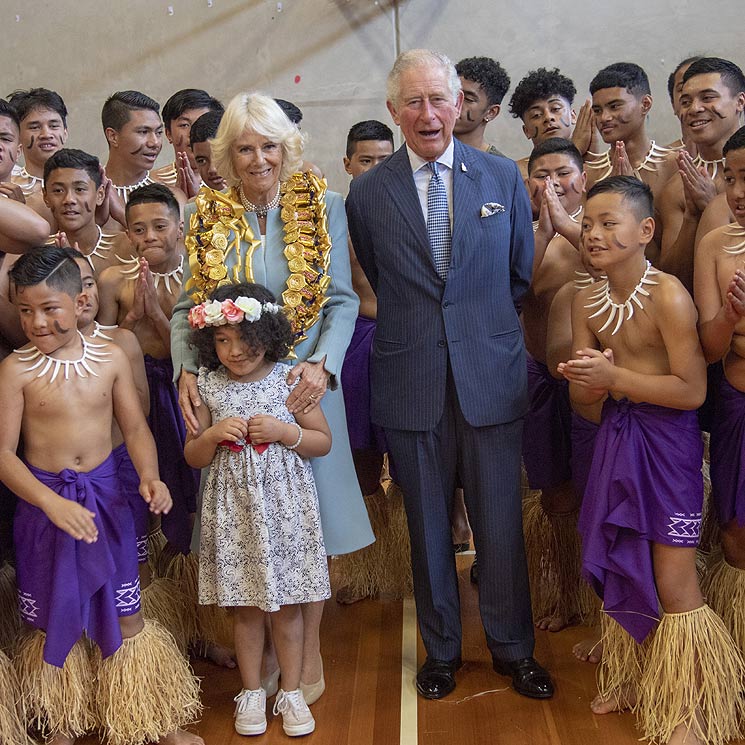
left=184, top=283, right=331, bottom=738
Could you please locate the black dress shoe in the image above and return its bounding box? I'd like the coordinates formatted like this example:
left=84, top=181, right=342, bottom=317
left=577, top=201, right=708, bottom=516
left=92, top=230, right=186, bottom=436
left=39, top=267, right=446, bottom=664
left=416, top=656, right=462, bottom=699
left=470, top=556, right=479, bottom=584
left=493, top=656, right=554, bottom=699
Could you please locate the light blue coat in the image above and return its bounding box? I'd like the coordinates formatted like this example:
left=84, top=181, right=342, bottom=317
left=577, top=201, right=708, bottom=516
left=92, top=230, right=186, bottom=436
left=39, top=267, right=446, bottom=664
left=171, top=189, right=374, bottom=556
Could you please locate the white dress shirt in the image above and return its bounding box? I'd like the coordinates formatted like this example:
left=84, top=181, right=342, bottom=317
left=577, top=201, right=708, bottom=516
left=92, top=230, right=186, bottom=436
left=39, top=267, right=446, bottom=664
left=407, top=140, right=454, bottom=227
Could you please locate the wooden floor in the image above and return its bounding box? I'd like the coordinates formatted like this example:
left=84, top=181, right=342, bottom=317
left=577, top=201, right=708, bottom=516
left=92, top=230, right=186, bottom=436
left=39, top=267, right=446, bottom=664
left=81, top=553, right=745, bottom=744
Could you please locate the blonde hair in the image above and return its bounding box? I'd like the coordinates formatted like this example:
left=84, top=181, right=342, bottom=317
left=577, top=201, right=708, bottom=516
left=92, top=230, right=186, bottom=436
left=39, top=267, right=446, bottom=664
left=210, top=92, right=306, bottom=187
left=386, top=49, right=462, bottom=108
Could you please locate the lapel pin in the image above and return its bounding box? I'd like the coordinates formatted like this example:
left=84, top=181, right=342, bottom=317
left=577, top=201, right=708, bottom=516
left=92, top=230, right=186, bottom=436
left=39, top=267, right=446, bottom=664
left=461, top=162, right=468, bottom=172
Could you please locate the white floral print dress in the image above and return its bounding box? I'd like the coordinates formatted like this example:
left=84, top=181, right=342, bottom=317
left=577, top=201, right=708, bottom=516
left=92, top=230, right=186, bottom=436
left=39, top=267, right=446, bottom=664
left=197, top=363, right=330, bottom=610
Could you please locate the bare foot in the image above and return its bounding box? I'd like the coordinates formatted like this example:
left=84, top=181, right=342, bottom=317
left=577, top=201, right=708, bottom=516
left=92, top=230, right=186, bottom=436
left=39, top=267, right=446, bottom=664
left=535, top=613, right=576, bottom=632
left=590, top=686, right=636, bottom=714
left=49, top=736, right=76, bottom=745
left=204, top=641, right=236, bottom=668
left=159, top=729, right=205, bottom=745
left=667, top=723, right=703, bottom=745
left=336, top=585, right=370, bottom=605
left=573, top=636, right=602, bottom=664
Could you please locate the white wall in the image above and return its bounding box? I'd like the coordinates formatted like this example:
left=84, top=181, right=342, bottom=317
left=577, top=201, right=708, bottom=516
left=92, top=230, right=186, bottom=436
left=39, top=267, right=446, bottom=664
left=3, top=0, right=743, bottom=194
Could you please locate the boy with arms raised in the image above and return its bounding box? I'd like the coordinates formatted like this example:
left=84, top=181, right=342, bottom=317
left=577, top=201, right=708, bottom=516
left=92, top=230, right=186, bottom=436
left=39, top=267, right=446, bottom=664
left=153, top=89, right=223, bottom=198
left=0, top=247, right=201, bottom=745
left=694, top=126, right=745, bottom=655
left=453, top=56, right=509, bottom=157
left=560, top=176, right=744, bottom=745
left=658, top=57, right=745, bottom=291
left=588, top=63, right=678, bottom=203
left=509, top=67, right=602, bottom=184
left=43, top=149, right=130, bottom=275
left=520, top=137, right=593, bottom=631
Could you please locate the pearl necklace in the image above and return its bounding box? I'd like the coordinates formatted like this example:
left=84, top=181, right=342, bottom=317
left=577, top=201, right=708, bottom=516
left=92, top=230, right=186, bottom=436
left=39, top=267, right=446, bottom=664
left=238, top=183, right=281, bottom=219
left=584, top=260, right=659, bottom=335
left=14, top=331, right=111, bottom=383
left=117, top=253, right=184, bottom=294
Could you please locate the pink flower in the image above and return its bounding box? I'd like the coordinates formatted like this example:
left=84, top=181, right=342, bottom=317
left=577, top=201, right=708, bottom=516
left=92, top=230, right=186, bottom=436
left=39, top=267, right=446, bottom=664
left=188, top=304, right=207, bottom=329
left=221, top=299, right=245, bottom=324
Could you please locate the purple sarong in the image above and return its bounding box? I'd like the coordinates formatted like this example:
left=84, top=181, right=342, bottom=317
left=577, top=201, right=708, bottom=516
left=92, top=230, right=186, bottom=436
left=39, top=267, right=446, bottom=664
left=710, top=375, right=745, bottom=526
left=521, top=354, right=572, bottom=490
left=144, top=355, right=198, bottom=555
left=14, top=453, right=140, bottom=667
left=113, top=443, right=148, bottom=563
left=570, top=412, right=599, bottom=500
left=579, top=398, right=703, bottom=643
left=341, top=316, right=387, bottom=454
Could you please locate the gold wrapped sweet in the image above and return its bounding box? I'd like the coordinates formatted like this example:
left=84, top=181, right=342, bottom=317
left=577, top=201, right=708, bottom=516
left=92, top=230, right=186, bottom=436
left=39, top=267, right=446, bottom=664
left=210, top=233, right=228, bottom=251
left=283, top=290, right=302, bottom=307
left=287, top=273, right=307, bottom=291
left=205, top=248, right=225, bottom=266
left=288, top=257, right=307, bottom=273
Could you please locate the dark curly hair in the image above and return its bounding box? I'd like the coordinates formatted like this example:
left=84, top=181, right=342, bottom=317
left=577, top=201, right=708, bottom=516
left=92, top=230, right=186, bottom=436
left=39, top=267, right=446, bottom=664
left=455, top=57, right=511, bottom=106
left=509, top=68, right=576, bottom=120
left=190, top=283, right=293, bottom=370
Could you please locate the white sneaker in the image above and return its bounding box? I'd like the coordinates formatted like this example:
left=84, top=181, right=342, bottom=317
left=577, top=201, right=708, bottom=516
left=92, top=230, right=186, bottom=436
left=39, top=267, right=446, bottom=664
left=273, top=688, right=315, bottom=736
left=234, top=687, right=267, bottom=735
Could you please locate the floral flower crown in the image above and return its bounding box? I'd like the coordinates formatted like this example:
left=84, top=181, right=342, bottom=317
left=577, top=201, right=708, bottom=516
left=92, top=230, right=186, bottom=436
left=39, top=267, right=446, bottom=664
left=188, top=296, right=281, bottom=329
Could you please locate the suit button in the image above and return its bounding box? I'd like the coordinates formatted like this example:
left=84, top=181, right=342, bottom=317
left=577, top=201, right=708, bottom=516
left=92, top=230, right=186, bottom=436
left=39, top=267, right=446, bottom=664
left=443, top=301, right=450, bottom=308
left=437, top=340, right=446, bottom=348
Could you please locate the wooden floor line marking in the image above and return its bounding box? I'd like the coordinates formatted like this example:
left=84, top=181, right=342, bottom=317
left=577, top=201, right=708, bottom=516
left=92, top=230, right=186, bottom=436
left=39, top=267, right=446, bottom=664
left=400, top=597, right=418, bottom=745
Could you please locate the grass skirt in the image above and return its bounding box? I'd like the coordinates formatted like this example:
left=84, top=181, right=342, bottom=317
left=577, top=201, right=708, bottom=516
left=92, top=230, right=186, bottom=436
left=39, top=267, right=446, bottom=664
left=13, top=630, right=96, bottom=740
left=332, top=482, right=413, bottom=601
left=96, top=618, right=202, bottom=745
left=637, top=605, right=745, bottom=745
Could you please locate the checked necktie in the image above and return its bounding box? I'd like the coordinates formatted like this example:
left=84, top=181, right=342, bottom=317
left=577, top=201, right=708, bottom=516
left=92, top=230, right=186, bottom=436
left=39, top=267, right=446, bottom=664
left=426, top=160, right=451, bottom=280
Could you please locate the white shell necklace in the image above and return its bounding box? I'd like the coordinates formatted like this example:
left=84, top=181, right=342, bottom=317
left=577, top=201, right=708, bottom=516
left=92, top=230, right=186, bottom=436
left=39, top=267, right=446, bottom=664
left=584, top=260, right=659, bottom=335
left=692, top=154, right=725, bottom=179
left=117, top=253, right=184, bottom=294
left=14, top=330, right=111, bottom=382
left=112, top=173, right=155, bottom=202
left=532, top=205, right=582, bottom=235
left=91, top=321, right=117, bottom=341
left=722, top=223, right=745, bottom=254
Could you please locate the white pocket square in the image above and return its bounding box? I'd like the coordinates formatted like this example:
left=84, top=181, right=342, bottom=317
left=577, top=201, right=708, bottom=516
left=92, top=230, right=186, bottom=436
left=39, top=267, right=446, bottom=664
left=480, top=202, right=505, bottom=217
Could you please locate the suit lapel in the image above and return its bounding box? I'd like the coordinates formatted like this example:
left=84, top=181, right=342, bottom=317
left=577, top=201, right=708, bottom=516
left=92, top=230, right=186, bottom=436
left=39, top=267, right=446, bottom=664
left=451, top=140, right=478, bottom=271
left=383, top=145, right=430, bottom=253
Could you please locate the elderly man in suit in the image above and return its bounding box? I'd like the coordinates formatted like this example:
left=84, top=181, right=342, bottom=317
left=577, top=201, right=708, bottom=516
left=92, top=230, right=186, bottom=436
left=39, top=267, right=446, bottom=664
left=346, top=49, right=553, bottom=701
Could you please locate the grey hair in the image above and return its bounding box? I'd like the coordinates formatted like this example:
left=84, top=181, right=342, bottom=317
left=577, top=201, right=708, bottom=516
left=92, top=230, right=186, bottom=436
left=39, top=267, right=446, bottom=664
left=210, top=92, right=306, bottom=187
left=386, top=49, right=462, bottom=107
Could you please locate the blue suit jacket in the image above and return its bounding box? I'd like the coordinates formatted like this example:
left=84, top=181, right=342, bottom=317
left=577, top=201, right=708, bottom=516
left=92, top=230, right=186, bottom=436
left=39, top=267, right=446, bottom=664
left=346, top=140, right=533, bottom=431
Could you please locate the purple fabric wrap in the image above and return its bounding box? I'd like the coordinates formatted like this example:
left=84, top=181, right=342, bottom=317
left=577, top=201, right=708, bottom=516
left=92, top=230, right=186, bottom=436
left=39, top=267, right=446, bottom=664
left=113, top=443, right=148, bottom=563
left=341, top=316, right=388, bottom=454
left=570, top=412, right=599, bottom=501
left=579, top=398, right=703, bottom=644
left=521, top=354, right=572, bottom=490
left=14, top=453, right=140, bottom=667
left=710, top=375, right=745, bottom=526
left=144, top=355, right=198, bottom=555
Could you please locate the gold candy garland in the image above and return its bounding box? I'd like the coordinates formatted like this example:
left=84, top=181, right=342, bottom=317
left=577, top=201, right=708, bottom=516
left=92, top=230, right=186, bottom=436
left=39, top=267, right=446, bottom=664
left=183, top=171, right=332, bottom=351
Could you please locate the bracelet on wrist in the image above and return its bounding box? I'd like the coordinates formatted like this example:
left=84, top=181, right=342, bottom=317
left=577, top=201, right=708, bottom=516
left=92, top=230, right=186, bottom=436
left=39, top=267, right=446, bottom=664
left=286, top=423, right=303, bottom=451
